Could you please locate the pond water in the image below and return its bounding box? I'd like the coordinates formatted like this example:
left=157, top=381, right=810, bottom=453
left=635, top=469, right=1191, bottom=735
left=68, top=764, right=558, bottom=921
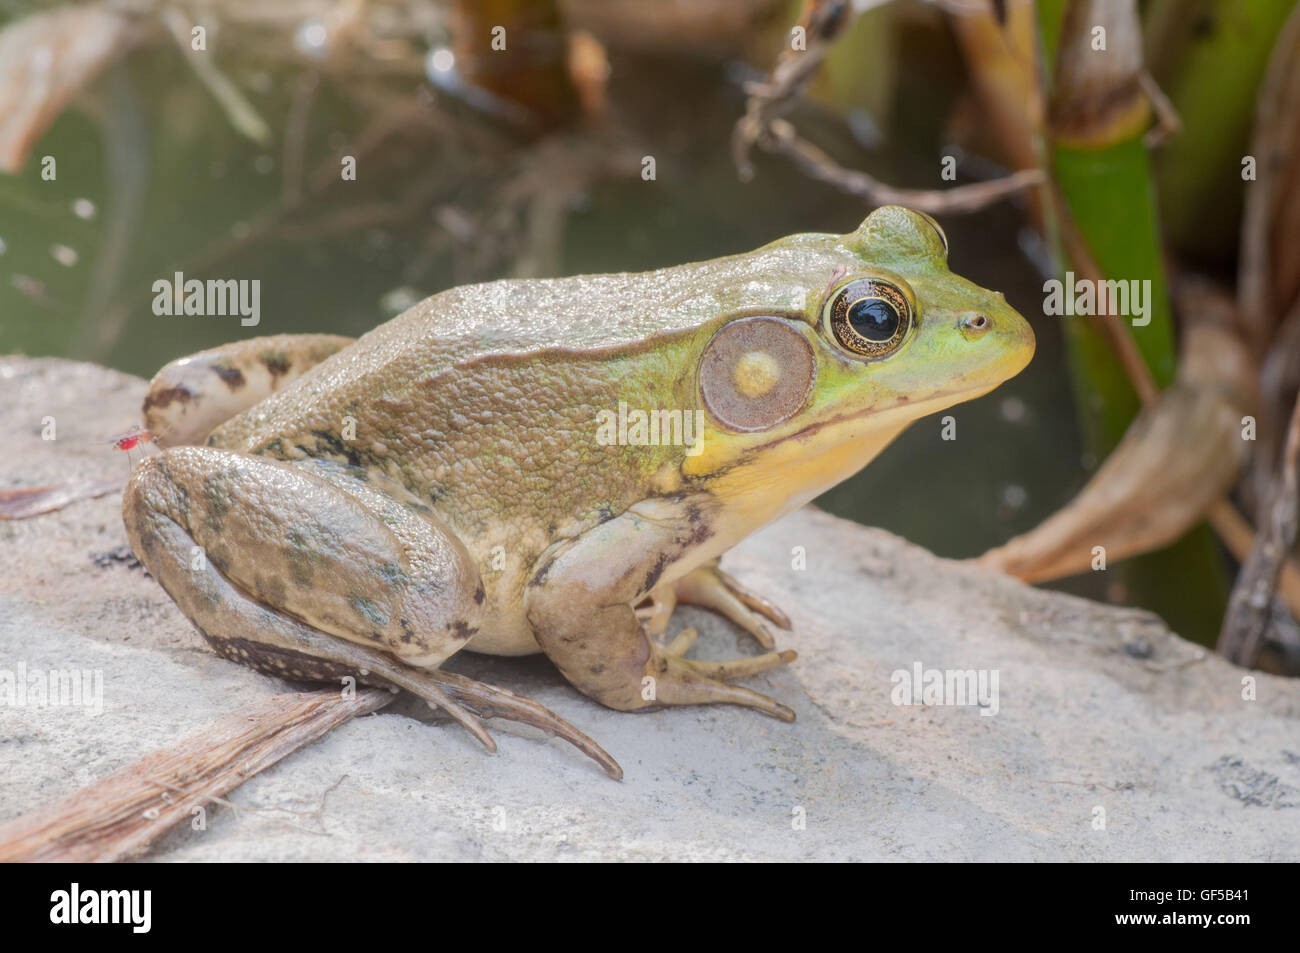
left=2, top=32, right=1205, bottom=637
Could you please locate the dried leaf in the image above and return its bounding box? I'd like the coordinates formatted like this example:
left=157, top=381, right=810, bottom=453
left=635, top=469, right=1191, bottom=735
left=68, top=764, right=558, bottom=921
left=978, top=323, right=1253, bottom=582
left=0, top=5, right=136, bottom=174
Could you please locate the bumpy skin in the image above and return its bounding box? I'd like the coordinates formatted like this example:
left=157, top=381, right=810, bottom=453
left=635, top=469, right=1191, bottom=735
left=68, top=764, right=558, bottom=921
left=123, top=206, right=1035, bottom=773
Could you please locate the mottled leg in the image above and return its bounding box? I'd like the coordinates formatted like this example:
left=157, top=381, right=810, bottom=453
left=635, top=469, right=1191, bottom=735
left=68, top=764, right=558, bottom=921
left=527, top=498, right=797, bottom=721
left=143, top=333, right=353, bottom=447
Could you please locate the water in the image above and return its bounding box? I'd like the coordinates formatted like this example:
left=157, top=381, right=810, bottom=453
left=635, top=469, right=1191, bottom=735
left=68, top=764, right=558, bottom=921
left=0, top=32, right=1112, bottom=620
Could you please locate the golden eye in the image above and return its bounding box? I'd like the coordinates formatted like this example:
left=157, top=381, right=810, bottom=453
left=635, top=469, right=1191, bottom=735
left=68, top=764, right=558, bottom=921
left=824, top=278, right=914, bottom=359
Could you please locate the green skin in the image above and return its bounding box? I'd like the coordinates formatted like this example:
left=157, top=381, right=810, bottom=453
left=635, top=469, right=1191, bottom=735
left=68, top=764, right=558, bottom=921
left=124, top=206, right=1034, bottom=776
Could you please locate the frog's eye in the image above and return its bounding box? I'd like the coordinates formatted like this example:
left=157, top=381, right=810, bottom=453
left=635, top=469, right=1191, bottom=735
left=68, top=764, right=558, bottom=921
left=823, top=278, right=914, bottom=360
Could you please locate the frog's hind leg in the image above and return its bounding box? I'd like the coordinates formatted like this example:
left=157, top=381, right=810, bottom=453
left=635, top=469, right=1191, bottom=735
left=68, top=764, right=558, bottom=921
left=123, top=444, right=620, bottom=778
left=143, top=333, right=353, bottom=447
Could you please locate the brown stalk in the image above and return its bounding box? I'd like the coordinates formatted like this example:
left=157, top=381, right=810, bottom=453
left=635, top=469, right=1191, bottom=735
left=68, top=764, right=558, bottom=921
left=1206, top=499, right=1300, bottom=624
left=1218, top=395, right=1300, bottom=665
left=1237, top=1, right=1300, bottom=356
left=1055, top=207, right=1159, bottom=404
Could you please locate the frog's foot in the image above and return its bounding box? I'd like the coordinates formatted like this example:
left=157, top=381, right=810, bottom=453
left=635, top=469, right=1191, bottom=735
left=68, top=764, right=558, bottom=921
left=682, top=561, right=793, bottom=649
left=210, top=629, right=623, bottom=778
left=657, top=629, right=797, bottom=680
left=358, top=662, right=621, bottom=778
left=631, top=625, right=797, bottom=718
left=536, top=589, right=798, bottom=722
left=428, top=670, right=622, bottom=779
left=647, top=645, right=797, bottom=722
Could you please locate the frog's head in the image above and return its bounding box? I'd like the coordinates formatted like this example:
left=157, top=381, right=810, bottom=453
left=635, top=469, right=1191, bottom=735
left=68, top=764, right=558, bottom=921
left=682, top=206, right=1034, bottom=501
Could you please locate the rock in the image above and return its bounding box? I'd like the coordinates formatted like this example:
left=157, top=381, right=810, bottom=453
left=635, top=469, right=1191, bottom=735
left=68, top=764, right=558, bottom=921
left=2, top=355, right=1298, bottom=861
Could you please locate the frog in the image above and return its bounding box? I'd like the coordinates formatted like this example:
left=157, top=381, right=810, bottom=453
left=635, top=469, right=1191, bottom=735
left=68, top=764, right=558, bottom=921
left=122, top=205, right=1034, bottom=779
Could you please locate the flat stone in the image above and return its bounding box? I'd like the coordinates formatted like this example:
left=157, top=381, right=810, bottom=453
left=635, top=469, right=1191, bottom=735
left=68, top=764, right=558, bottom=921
left=2, top=355, right=1297, bottom=861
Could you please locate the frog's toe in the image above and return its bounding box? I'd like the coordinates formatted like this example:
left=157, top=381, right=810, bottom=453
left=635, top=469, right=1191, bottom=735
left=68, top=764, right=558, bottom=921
left=428, top=670, right=623, bottom=780
left=634, top=585, right=678, bottom=636
left=661, top=627, right=698, bottom=656
left=650, top=650, right=796, bottom=722
left=676, top=647, right=798, bottom=682
left=658, top=624, right=796, bottom=679
left=673, top=562, right=792, bottom=649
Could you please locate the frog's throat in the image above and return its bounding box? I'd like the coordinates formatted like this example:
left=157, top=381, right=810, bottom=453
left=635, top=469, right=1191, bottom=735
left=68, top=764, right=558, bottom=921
left=682, top=382, right=1004, bottom=556
left=775, top=383, right=1002, bottom=452
left=684, top=380, right=1000, bottom=482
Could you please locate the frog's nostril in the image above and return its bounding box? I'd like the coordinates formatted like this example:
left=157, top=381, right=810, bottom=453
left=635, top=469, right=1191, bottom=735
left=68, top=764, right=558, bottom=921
left=961, top=313, right=991, bottom=337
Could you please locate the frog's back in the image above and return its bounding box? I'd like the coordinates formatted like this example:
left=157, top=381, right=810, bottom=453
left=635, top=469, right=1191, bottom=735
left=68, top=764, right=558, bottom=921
left=210, top=237, right=845, bottom=455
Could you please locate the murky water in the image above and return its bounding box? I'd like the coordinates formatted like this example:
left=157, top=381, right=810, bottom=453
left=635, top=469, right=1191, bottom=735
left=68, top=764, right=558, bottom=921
left=1, top=26, right=1175, bottom=634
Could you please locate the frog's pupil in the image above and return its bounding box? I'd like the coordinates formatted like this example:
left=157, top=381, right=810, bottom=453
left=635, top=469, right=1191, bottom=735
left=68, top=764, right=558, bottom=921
left=847, top=297, right=899, bottom=341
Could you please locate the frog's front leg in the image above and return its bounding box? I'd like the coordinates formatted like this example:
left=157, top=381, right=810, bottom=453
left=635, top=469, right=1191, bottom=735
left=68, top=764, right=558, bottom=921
left=526, top=497, right=797, bottom=720
left=637, top=559, right=793, bottom=649
left=123, top=445, right=620, bottom=777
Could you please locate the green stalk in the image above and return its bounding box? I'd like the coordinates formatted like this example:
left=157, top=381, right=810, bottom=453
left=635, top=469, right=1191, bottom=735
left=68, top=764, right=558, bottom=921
left=1039, top=0, right=1228, bottom=643
left=1147, top=0, right=1299, bottom=262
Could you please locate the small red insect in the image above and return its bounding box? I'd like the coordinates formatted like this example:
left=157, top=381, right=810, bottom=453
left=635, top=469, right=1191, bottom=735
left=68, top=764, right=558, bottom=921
left=111, top=425, right=154, bottom=470
left=113, top=431, right=150, bottom=451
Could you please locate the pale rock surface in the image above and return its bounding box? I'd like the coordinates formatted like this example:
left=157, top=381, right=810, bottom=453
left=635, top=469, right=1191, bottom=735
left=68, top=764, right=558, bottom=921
left=2, top=356, right=1297, bottom=861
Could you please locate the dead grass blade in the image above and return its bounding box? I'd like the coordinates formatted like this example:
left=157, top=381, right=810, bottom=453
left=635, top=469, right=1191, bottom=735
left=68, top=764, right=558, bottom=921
left=0, top=476, right=126, bottom=520
left=0, top=688, right=392, bottom=862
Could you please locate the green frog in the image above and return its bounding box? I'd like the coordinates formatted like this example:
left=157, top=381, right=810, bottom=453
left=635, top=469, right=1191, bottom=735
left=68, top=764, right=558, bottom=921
left=123, top=206, right=1034, bottom=778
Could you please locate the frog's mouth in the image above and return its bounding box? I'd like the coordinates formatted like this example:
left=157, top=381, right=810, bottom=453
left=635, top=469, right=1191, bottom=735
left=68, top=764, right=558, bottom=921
left=751, top=380, right=1004, bottom=456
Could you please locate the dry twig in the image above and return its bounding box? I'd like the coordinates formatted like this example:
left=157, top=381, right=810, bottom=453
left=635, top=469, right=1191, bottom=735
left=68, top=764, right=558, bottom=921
left=732, top=0, right=1041, bottom=214
left=1218, top=395, right=1300, bottom=665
